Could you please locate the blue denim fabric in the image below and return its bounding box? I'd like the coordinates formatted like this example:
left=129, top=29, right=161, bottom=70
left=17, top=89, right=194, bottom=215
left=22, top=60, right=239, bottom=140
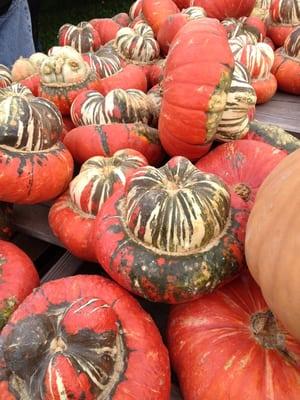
left=0, top=0, right=35, bottom=67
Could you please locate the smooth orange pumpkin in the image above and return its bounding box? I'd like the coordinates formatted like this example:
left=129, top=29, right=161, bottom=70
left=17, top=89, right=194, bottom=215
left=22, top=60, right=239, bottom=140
left=245, top=148, right=300, bottom=341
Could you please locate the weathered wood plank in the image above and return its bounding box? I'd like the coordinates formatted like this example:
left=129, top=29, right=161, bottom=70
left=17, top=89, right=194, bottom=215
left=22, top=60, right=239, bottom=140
left=255, top=92, right=300, bottom=134
left=12, top=204, right=61, bottom=247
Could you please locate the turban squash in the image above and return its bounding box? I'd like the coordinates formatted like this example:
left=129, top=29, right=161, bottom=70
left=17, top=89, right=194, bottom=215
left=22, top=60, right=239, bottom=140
left=158, top=18, right=235, bottom=160
left=196, top=139, right=286, bottom=220
left=93, top=156, right=245, bottom=303
left=0, top=240, right=39, bottom=331
left=113, top=23, right=162, bottom=87
left=272, top=26, right=300, bottom=95
left=245, top=120, right=300, bottom=154
left=215, top=61, right=256, bottom=141
left=114, top=23, right=160, bottom=63
left=49, top=150, right=148, bottom=261
left=63, top=123, right=165, bottom=166
left=89, top=18, right=121, bottom=45
left=129, top=0, right=143, bottom=20
left=70, top=88, right=155, bottom=127
left=0, top=84, right=73, bottom=204
left=39, top=46, right=102, bottom=115
left=142, top=0, right=180, bottom=36
left=157, top=7, right=207, bottom=55
left=58, top=21, right=102, bottom=53
left=0, top=275, right=170, bottom=399
left=246, top=148, right=300, bottom=342
left=266, top=0, right=300, bottom=47
left=82, top=52, right=122, bottom=79
left=234, top=41, right=277, bottom=104
left=167, top=273, right=300, bottom=400
left=190, top=0, right=256, bottom=20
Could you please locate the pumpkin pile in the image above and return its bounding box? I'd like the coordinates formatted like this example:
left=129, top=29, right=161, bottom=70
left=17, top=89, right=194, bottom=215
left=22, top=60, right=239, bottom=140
left=0, top=0, right=300, bottom=398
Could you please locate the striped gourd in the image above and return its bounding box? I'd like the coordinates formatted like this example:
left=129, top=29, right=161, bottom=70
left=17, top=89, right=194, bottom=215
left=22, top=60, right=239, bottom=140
left=271, top=25, right=300, bottom=94
left=129, top=0, right=143, bottom=20
left=69, top=150, right=148, bottom=216
left=216, top=61, right=257, bottom=141
left=222, top=17, right=260, bottom=42
left=58, top=21, right=101, bottom=53
left=83, top=52, right=121, bottom=78
left=71, top=88, right=155, bottom=126
left=124, top=157, right=230, bottom=253
left=229, top=34, right=258, bottom=55
left=270, top=0, right=300, bottom=24
left=235, top=42, right=275, bottom=79
left=93, top=154, right=245, bottom=303
left=0, top=84, right=62, bottom=151
left=147, top=84, right=163, bottom=126
left=115, top=23, right=160, bottom=62
left=181, top=6, right=207, bottom=19
left=284, top=25, right=300, bottom=57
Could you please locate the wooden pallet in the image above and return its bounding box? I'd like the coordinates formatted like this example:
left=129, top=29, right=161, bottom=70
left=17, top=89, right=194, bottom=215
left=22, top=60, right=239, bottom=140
left=10, top=91, right=300, bottom=400
left=255, top=92, right=300, bottom=135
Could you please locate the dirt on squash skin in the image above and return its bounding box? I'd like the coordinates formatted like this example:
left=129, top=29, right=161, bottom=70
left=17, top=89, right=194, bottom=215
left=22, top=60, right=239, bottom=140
left=0, top=297, right=17, bottom=331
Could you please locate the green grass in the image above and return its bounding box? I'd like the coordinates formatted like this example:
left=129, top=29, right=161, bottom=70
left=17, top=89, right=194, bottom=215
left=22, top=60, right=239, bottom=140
left=39, top=0, right=132, bottom=51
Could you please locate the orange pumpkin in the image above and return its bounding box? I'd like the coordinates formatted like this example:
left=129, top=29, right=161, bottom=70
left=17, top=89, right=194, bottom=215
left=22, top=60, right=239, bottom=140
left=168, top=273, right=300, bottom=400
left=245, top=148, right=300, bottom=341
left=142, top=0, right=180, bottom=36
left=266, top=0, right=300, bottom=47
left=159, top=18, right=234, bottom=160
left=272, top=26, right=300, bottom=95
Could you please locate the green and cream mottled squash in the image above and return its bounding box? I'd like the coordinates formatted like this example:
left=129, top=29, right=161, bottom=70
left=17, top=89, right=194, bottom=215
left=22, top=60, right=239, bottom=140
left=49, top=149, right=148, bottom=261
left=70, top=88, right=155, bottom=127
left=69, top=151, right=148, bottom=215
left=93, top=156, right=246, bottom=303
left=235, top=42, right=277, bottom=103
left=82, top=52, right=122, bottom=78
left=245, top=120, right=300, bottom=154
left=229, top=34, right=258, bottom=56
left=266, top=0, right=300, bottom=47
left=222, top=17, right=261, bottom=42
left=0, top=83, right=73, bottom=204
left=147, top=83, right=163, bottom=126
left=115, top=23, right=160, bottom=63
left=58, top=21, right=101, bottom=53
left=216, top=61, right=257, bottom=141
left=0, top=83, right=61, bottom=151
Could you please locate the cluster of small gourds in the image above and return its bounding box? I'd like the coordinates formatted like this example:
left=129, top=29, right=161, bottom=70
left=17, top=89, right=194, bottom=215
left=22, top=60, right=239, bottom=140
left=0, top=0, right=299, bottom=399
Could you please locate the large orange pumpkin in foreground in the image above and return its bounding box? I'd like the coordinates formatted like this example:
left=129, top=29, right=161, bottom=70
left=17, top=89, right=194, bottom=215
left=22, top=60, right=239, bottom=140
left=246, top=148, right=300, bottom=341
left=168, top=273, right=300, bottom=400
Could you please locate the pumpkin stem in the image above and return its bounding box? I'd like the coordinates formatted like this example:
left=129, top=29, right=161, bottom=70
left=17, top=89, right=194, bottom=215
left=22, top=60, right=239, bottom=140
left=251, top=310, right=298, bottom=366
left=50, top=336, right=67, bottom=353
left=233, top=183, right=251, bottom=202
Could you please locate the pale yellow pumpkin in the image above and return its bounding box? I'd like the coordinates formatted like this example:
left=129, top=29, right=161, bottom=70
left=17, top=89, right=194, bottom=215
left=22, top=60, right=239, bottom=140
left=245, top=148, right=300, bottom=340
